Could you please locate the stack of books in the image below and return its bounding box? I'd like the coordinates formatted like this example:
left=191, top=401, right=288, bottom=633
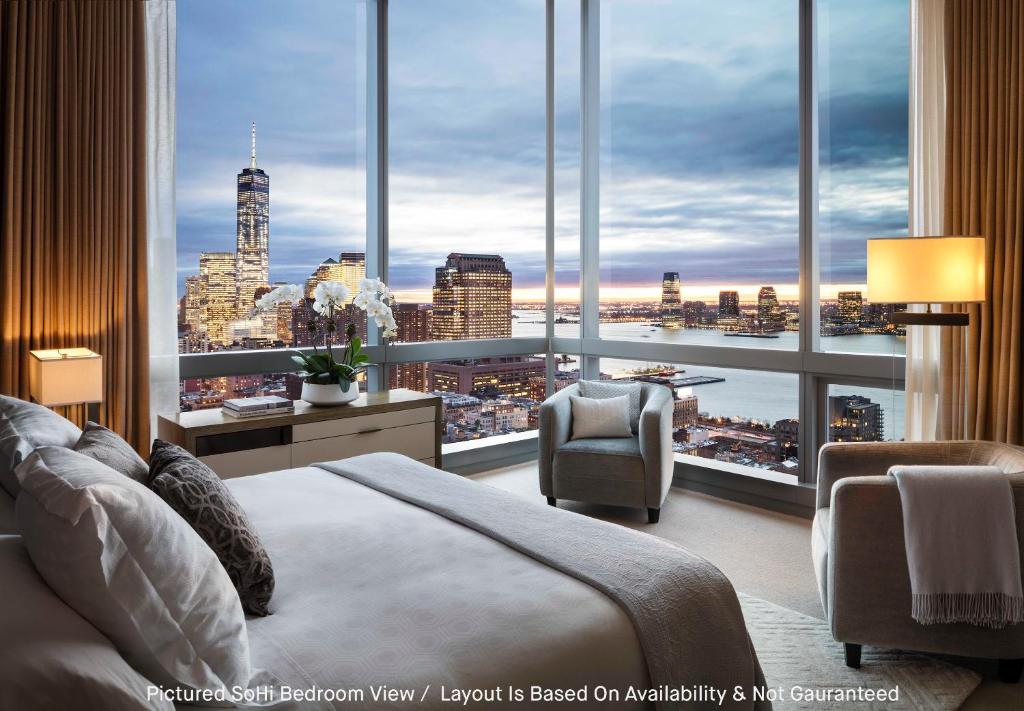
left=222, top=396, right=295, bottom=419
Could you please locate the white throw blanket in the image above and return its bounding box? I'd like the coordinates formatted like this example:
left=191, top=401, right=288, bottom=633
left=890, top=465, right=1023, bottom=628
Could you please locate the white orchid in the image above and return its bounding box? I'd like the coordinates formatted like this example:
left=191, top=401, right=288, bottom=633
left=313, top=280, right=350, bottom=312
left=254, top=283, right=304, bottom=314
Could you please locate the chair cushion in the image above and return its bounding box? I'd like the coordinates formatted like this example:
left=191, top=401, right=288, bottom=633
left=73, top=422, right=149, bottom=484
left=0, top=395, right=82, bottom=498
left=0, top=535, right=173, bottom=711
left=15, top=446, right=250, bottom=695
left=579, top=380, right=642, bottom=431
left=558, top=436, right=642, bottom=460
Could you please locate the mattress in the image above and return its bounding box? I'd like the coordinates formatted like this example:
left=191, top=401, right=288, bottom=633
left=182, top=466, right=650, bottom=710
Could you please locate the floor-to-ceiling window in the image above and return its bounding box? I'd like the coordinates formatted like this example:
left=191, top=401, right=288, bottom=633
left=175, top=0, right=908, bottom=485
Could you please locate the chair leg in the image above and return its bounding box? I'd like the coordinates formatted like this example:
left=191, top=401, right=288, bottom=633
left=844, top=643, right=862, bottom=669
left=546, top=497, right=556, bottom=507
left=647, top=508, right=660, bottom=524
left=998, top=658, right=1023, bottom=683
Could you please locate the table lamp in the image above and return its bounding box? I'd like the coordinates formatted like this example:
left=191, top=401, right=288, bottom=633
left=866, top=236, right=985, bottom=326
left=28, top=348, right=104, bottom=422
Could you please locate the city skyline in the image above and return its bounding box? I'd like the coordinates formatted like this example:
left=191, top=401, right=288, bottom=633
left=177, top=0, right=908, bottom=300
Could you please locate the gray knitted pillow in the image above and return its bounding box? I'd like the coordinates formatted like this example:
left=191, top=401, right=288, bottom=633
left=74, top=422, right=149, bottom=483
left=148, top=440, right=274, bottom=616
left=578, top=379, right=642, bottom=432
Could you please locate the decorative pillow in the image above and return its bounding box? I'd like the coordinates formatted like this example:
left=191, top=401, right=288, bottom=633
left=73, top=421, right=149, bottom=483
left=0, top=395, right=82, bottom=497
left=15, top=447, right=250, bottom=696
left=0, top=414, right=34, bottom=499
left=578, top=379, right=642, bottom=431
left=149, top=440, right=275, bottom=617
left=570, top=394, right=633, bottom=440
left=0, top=535, right=173, bottom=711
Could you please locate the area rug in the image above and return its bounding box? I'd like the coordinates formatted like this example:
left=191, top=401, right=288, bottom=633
left=739, top=594, right=981, bottom=710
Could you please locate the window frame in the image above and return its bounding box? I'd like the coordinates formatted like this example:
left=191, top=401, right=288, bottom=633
left=177, top=0, right=907, bottom=487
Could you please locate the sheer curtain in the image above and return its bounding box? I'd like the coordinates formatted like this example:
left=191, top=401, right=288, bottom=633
left=905, top=0, right=946, bottom=441
left=145, top=0, right=179, bottom=433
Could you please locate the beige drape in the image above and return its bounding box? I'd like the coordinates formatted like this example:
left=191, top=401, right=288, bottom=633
left=0, top=1, right=150, bottom=452
left=940, top=0, right=1024, bottom=443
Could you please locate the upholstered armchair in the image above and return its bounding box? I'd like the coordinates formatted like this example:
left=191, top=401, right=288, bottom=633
left=538, top=382, right=674, bottom=523
left=813, top=440, right=1024, bottom=682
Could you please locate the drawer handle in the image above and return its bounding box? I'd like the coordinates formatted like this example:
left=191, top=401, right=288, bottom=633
left=356, top=427, right=383, bottom=435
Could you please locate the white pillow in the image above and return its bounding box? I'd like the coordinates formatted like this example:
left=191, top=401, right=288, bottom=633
left=14, top=447, right=250, bottom=697
left=578, top=379, right=642, bottom=431
left=0, top=535, right=173, bottom=711
left=571, top=394, right=633, bottom=439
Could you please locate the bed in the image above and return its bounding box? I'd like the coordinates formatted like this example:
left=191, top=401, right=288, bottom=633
left=1, top=439, right=769, bottom=710
left=179, top=453, right=770, bottom=711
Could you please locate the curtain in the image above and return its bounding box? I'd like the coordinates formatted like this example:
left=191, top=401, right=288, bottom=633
left=0, top=1, right=151, bottom=452
left=940, top=0, right=1024, bottom=443
left=145, top=0, right=178, bottom=436
left=906, top=0, right=947, bottom=441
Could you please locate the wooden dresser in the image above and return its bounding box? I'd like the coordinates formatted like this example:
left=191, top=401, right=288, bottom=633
left=157, top=389, right=442, bottom=479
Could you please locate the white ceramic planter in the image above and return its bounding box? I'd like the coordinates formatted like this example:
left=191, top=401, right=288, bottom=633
left=301, top=380, right=359, bottom=407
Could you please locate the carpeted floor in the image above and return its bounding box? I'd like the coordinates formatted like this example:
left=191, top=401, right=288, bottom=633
left=469, top=463, right=1022, bottom=711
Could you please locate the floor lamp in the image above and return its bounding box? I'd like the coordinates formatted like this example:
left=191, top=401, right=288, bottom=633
left=867, top=236, right=986, bottom=438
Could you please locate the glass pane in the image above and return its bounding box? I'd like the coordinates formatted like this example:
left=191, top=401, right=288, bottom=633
left=598, top=359, right=800, bottom=483
left=176, top=0, right=366, bottom=354
left=818, top=0, right=909, bottom=354
left=826, top=383, right=904, bottom=442
left=392, top=356, right=547, bottom=447
left=554, top=1, right=582, bottom=338
left=389, top=0, right=546, bottom=341
left=598, top=0, right=799, bottom=350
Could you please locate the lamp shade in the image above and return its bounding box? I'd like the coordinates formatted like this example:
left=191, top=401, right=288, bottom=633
left=866, top=236, right=985, bottom=304
left=28, top=349, right=103, bottom=407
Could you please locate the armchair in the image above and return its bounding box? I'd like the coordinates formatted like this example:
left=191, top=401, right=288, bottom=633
left=813, top=440, right=1024, bottom=682
left=538, top=382, right=674, bottom=523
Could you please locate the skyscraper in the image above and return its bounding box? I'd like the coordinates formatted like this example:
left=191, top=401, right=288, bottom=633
left=838, top=291, right=863, bottom=325
left=661, top=272, right=683, bottom=329
left=828, top=394, right=883, bottom=442
left=757, top=286, right=784, bottom=332
left=432, top=253, right=512, bottom=340
left=718, top=290, right=740, bottom=318
left=199, top=252, right=238, bottom=345
left=338, top=252, right=367, bottom=295
left=183, top=274, right=203, bottom=334
left=388, top=303, right=432, bottom=390
left=235, top=122, right=270, bottom=315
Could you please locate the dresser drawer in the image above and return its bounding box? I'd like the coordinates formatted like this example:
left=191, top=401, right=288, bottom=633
left=200, top=444, right=292, bottom=479
left=291, top=421, right=436, bottom=466
left=292, top=405, right=435, bottom=442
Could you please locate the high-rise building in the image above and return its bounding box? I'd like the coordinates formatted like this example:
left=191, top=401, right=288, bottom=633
left=338, top=252, right=366, bottom=295
left=757, top=286, right=785, bottom=332
left=427, top=357, right=545, bottom=398
left=388, top=303, right=432, bottom=390
left=235, top=123, right=270, bottom=316
left=828, top=394, right=883, bottom=442
left=838, top=291, right=863, bottom=325
left=682, top=300, right=705, bottom=326
left=718, top=290, right=740, bottom=318
left=183, top=274, right=203, bottom=334
left=199, top=252, right=238, bottom=345
left=661, top=272, right=683, bottom=329
left=431, top=253, right=512, bottom=340
left=304, top=258, right=345, bottom=299
left=673, top=388, right=699, bottom=428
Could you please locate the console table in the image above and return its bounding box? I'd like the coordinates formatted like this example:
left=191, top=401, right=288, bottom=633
left=157, top=389, right=443, bottom=479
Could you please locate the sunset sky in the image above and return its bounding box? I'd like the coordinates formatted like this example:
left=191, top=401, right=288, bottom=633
left=176, top=0, right=908, bottom=303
